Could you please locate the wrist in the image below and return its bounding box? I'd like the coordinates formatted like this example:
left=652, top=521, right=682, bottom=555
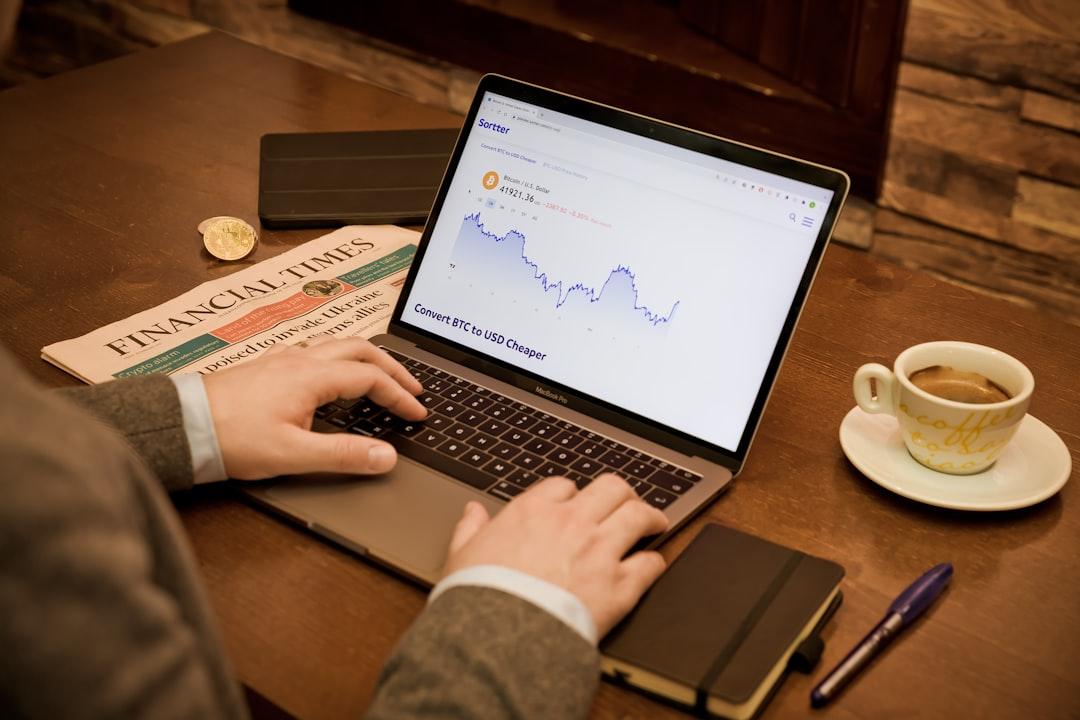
left=171, top=374, right=228, bottom=484
left=431, top=564, right=598, bottom=646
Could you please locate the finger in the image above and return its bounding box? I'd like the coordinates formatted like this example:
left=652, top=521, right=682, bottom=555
left=262, top=343, right=290, bottom=357
left=278, top=427, right=399, bottom=476
left=572, top=473, right=636, bottom=522
left=617, top=550, right=667, bottom=606
left=597, top=499, right=670, bottom=557
left=304, top=338, right=423, bottom=394
left=448, top=501, right=490, bottom=556
left=522, top=475, right=578, bottom=503
left=314, top=361, right=427, bottom=420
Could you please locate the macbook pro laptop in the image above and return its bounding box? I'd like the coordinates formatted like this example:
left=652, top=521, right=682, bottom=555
left=245, top=75, right=849, bottom=585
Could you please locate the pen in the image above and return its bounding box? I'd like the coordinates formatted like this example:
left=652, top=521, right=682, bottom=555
left=811, top=562, right=953, bottom=708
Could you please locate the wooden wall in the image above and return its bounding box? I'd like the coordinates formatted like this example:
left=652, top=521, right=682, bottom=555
left=5, top=0, right=1079, bottom=325
left=874, top=0, right=1080, bottom=325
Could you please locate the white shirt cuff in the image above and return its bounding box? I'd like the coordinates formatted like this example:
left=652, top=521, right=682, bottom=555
left=170, top=374, right=228, bottom=485
left=429, top=565, right=598, bottom=646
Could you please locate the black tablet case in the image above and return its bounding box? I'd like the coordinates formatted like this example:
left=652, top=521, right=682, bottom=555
left=258, top=128, right=459, bottom=228
left=601, top=523, right=844, bottom=718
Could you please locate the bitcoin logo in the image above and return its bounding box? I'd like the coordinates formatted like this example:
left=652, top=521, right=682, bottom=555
left=482, top=171, right=499, bottom=190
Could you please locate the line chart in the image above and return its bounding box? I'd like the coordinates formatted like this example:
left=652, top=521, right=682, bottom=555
left=450, top=213, right=680, bottom=327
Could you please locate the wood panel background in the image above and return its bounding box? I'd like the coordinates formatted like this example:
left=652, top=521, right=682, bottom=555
left=4, top=0, right=1078, bottom=326
left=286, top=0, right=906, bottom=198
left=877, top=0, right=1080, bottom=326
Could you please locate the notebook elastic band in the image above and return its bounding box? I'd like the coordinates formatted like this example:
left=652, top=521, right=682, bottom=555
left=695, top=552, right=805, bottom=712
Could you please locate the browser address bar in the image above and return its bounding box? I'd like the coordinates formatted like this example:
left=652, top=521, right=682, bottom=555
left=476, top=120, right=823, bottom=234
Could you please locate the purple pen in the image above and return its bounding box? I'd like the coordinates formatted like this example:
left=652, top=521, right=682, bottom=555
left=811, top=563, right=953, bottom=708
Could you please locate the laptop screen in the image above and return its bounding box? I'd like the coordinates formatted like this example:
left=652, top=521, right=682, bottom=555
left=397, top=85, right=841, bottom=457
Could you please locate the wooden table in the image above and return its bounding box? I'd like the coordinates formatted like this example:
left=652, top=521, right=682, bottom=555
left=2, top=32, right=1077, bottom=720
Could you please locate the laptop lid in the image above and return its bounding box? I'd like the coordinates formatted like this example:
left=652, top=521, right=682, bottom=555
left=389, top=75, right=849, bottom=474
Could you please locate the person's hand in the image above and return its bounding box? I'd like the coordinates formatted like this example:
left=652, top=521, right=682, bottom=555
left=443, top=473, right=669, bottom=637
left=202, top=338, right=426, bottom=479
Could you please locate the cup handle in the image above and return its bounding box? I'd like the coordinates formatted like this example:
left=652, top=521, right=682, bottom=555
left=853, top=363, right=896, bottom=415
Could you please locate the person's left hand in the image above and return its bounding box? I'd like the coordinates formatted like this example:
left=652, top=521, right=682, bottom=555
left=202, top=338, right=426, bottom=479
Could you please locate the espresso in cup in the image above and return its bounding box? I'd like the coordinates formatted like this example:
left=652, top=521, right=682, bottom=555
left=908, top=365, right=1011, bottom=405
left=853, top=342, right=1034, bottom=474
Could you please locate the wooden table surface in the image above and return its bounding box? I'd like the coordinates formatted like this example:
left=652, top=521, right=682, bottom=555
left=2, top=32, right=1077, bottom=720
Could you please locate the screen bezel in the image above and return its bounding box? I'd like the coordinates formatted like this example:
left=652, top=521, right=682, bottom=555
left=389, top=74, right=849, bottom=472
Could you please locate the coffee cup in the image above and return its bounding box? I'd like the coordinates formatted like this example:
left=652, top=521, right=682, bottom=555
left=853, top=341, right=1034, bottom=474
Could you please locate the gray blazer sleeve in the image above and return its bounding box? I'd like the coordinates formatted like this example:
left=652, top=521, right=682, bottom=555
left=56, top=374, right=195, bottom=491
left=366, top=586, right=600, bottom=719
left=0, top=352, right=247, bottom=719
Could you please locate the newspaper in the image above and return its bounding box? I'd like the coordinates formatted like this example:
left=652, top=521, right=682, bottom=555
left=42, top=225, right=419, bottom=384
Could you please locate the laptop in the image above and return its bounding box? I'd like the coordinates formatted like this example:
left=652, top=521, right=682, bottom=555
left=245, top=75, right=849, bottom=585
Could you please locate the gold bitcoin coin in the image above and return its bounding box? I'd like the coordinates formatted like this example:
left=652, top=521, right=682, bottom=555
left=202, top=217, right=257, bottom=261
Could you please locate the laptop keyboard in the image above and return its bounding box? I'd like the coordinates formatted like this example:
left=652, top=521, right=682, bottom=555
left=313, top=349, right=702, bottom=510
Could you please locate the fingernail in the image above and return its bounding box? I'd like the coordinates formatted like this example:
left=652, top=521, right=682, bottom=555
left=368, top=444, right=396, bottom=473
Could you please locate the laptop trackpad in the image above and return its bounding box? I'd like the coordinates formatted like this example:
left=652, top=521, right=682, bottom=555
left=264, top=458, right=503, bottom=585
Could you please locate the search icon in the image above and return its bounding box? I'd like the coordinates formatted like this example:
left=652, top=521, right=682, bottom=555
left=788, top=212, right=797, bottom=222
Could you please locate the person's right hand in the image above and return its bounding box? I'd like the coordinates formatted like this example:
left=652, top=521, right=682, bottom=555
left=443, top=473, right=669, bottom=637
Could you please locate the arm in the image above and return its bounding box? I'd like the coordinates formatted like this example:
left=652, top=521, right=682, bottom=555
left=55, top=337, right=429, bottom=490
left=367, top=586, right=599, bottom=720
left=0, top=351, right=247, bottom=719
left=56, top=374, right=195, bottom=491
left=367, top=475, right=669, bottom=719
left=4, top=338, right=422, bottom=718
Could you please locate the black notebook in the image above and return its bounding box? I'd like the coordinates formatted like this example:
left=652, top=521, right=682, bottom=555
left=601, top=523, right=844, bottom=719
left=258, top=128, right=458, bottom=228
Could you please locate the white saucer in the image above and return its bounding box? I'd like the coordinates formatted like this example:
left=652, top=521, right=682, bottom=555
left=839, top=407, right=1071, bottom=511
